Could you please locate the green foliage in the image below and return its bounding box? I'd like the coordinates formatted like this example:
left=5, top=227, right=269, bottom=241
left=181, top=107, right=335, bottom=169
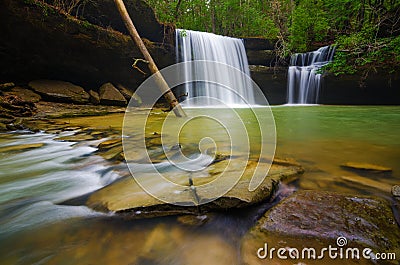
left=325, top=35, right=400, bottom=75
left=146, top=0, right=399, bottom=73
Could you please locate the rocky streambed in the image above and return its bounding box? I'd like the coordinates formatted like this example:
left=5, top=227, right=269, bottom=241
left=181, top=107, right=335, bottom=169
left=1, top=105, right=397, bottom=265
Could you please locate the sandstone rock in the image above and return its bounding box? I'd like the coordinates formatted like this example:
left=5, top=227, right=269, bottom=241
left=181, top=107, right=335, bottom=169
left=341, top=175, right=392, bottom=193
left=3, top=87, right=41, bottom=103
left=341, top=162, right=392, bottom=172
left=88, top=90, right=100, bottom=105
left=55, top=134, right=95, bottom=142
left=84, top=160, right=304, bottom=216
left=97, top=138, right=122, bottom=151
left=99, top=83, right=127, bottom=106
left=29, top=80, right=89, bottom=104
left=0, top=143, right=44, bottom=153
left=242, top=190, right=400, bottom=265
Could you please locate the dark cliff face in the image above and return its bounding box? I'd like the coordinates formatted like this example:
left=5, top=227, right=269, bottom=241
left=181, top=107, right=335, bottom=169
left=0, top=0, right=175, bottom=90
left=70, top=0, right=174, bottom=44
left=320, top=72, right=400, bottom=105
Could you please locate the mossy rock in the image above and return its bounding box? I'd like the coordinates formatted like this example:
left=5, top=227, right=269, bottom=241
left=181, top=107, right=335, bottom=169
left=242, top=190, right=400, bottom=265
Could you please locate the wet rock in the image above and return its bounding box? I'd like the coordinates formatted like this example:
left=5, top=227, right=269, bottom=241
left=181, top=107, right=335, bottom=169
left=341, top=162, right=392, bottom=172
left=99, top=83, right=127, bottom=106
left=88, top=90, right=100, bottom=105
left=97, top=145, right=124, bottom=161
left=242, top=190, right=400, bottom=265
left=85, top=160, right=304, bottom=216
left=98, top=138, right=122, bottom=150
left=0, top=143, right=44, bottom=153
left=3, top=87, right=41, bottom=103
left=29, top=80, right=89, bottom=104
left=392, top=185, right=400, bottom=198
left=341, top=175, right=392, bottom=193
left=55, top=134, right=95, bottom=142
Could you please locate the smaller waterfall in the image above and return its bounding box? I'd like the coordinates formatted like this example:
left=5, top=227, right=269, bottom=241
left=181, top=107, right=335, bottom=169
left=176, top=29, right=255, bottom=106
left=287, top=46, right=335, bottom=104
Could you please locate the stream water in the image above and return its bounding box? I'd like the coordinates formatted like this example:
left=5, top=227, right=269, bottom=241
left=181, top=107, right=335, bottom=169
left=0, top=105, right=399, bottom=264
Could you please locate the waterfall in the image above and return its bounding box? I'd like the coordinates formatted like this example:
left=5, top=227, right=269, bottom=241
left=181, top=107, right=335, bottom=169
left=287, top=46, right=335, bottom=104
left=175, top=29, right=255, bottom=106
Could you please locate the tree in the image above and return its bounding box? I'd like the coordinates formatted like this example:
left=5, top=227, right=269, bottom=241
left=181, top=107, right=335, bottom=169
left=113, top=0, right=186, bottom=117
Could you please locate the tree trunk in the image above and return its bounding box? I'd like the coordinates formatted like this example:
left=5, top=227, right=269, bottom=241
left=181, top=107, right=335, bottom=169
left=113, top=0, right=186, bottom=117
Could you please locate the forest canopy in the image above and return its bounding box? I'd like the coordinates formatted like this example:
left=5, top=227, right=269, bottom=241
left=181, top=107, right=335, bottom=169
left=146, top=0, right=400, bottom=74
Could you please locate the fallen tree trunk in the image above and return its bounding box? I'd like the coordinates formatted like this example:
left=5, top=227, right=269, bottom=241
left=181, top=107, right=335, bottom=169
left=113, top=0, right=186, bottom=117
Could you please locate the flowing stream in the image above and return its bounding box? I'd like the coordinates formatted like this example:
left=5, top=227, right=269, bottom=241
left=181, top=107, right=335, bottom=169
left=0, top=106, right=399, bottom=264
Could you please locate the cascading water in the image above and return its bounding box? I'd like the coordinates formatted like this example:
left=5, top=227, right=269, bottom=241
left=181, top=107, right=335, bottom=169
left=287, top=46, right=335, bottom=104
left=175, top=29, right=255, bottom=106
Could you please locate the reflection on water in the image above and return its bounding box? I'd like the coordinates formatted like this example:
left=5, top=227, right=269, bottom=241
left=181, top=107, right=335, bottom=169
left=0, top=106, right=399, bottom=264
left=273, top=106, right=400, bottom=197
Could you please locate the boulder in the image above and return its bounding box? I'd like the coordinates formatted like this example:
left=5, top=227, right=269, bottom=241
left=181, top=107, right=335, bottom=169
left=29, top=80, right=89, bottom=104
left=88, top=90, right=100, bottom=105
left=115, top=83, right=142, bottom=106
left=84, top=159, right=304, bottom=217
left=0, top=143, right=44, bottom=153
left=3, top=87, right=41, bottom=103
left=242, top=190, right=400, bottom=265
left=99, top=83, right=127, bottom=106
